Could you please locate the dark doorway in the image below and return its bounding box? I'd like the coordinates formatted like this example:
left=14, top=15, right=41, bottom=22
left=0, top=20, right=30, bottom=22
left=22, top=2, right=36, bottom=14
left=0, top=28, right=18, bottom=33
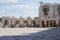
left=4, top=20, right=8, bottom=28
left=50, top=20, right=53, bottom=27
left=58, top=20, right=60, bottom=27
left=42, top=21, right=45, bottom=27
left=16, top=21, right=19, bottom=24
left=53, top=20, right=56, bottom=27
left=46, top=20, right=49, bottom=27
left=24, top=21, right=28, bottom=27
left=32, top=21, right=36, bottom=27
left=15, top=20, right=20, bottom=27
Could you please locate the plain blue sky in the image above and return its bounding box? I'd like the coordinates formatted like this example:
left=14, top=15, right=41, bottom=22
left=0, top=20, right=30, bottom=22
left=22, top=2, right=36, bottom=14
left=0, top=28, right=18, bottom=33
left=0, top=0, right=60, bottom=18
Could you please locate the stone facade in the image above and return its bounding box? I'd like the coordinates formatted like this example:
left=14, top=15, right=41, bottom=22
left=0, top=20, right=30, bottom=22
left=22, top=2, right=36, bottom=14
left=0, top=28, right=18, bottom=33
left=1, top=17, right=39, bottom=28
left=0, top=2, right=60, bottom=28
left=39, top=2, right=60, bottom=27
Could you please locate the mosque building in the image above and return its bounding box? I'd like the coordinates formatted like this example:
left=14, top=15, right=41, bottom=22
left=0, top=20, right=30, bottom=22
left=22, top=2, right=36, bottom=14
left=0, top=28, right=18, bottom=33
left=39, top=2, right=60, bottom=27
left=0, top=2, right=60, bottom=28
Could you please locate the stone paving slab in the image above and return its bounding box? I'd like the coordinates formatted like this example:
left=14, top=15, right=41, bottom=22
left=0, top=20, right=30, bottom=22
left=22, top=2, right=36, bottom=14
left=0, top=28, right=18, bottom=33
left=0, top=28, right=50, bottom=36
left=0, top=28, right=60, bottom=40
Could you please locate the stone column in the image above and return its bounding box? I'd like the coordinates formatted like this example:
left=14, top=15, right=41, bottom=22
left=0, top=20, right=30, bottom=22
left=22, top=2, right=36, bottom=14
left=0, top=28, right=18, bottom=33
left=56, top=19, right=58, bottom=27
left=40, top=17, right=43, bottom=27
left=49, top=17, right=52, bottom=27
left=11, top=17, right=15, bottom=28
left=49, top=20, right=50, bottom=27
left=52, top=19, right=53, bottom=27
left=8, top=17, right=11, bottom=28
left=44, top=19, right=47, bottom=27
left=53, top=18, right=56, bottom=27
left=47, top=17, right=50, bottom=27
left=1, top=17, right=5, bottom=28
left=44, top=17, right=46, bottom=27
left=56, top=17, right=58, bottom=27
left=51, top=17, right=53, bottom=27
left=27, top=17, right=32, bottom=27
left=19, top=17, right=24, bottom=27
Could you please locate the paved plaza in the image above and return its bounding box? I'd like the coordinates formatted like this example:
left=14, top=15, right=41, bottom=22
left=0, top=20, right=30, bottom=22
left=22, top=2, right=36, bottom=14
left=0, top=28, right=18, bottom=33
left=0, top=28, right=60, bottom=40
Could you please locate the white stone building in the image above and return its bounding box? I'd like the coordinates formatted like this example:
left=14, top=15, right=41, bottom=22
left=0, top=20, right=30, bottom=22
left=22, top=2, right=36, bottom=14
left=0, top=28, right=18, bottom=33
left=39, top=2, right=60, bottom=27
left=0, top=2, right=60, bottom=28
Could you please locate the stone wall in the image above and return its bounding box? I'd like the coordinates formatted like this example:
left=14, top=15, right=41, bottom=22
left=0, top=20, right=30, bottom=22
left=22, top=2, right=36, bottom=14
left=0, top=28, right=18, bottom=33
left=0, top=16, right=60, bottom=28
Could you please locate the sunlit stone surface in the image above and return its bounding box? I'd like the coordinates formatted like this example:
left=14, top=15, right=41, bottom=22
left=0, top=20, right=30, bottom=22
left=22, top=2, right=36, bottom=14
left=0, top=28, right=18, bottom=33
left=0, top=28, right=60, bottom=40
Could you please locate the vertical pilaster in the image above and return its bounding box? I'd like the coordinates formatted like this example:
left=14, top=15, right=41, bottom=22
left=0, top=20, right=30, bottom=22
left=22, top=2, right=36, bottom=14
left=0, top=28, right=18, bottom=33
left=1, top=17, right=5, bottom=28
left=8, top=17, right=11, bottom=28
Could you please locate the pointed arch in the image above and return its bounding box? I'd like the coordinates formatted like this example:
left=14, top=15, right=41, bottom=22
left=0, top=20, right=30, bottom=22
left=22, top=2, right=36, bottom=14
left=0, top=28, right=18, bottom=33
left=42, top=5, right=49, bottom=17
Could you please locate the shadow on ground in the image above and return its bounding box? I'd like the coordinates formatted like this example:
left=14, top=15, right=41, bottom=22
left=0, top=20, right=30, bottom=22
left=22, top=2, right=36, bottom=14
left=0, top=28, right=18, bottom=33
left=0, top=28, right=60, bottom=40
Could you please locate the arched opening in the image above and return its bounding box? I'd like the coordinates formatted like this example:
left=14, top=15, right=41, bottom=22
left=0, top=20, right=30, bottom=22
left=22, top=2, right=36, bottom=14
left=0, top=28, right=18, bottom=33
left=53, top=20, right=56, bottom=27
left=42, top=5, right=49, bottom=17
left=24, top=21, right=28, bottom=27
left=58, top=20, right=60, bottom=27
left=46, top=20, right=49, bottom=27
left=50, top=20, right=53, bottom=27
left=15, top=20, right=20, bottom=27
left=4, top=20, right=8, bottom=28
left=32, top=20, right=36, bottom=27
left=19, top=18, right=24, bottom=27
left=42, top=21, right=45, bottom=27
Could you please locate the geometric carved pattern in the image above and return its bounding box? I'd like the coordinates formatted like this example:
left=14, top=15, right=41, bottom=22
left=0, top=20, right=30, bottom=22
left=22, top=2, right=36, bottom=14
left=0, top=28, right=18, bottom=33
left=42, top=5, right=49, bottom=17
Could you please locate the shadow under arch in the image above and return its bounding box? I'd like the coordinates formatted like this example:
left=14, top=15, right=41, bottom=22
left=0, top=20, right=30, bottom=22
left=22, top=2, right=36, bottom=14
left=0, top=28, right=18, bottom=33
left=4, top=20, right=8, bottom=28
left=58, top=20, right=60, bottom=27
left=24, top=20, right=28, bottom=27
left=32, top=20, right=36, bottom=27
left=0, top=28, right=60, bottom=40
left=15, top=20, right=20, bottom=28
